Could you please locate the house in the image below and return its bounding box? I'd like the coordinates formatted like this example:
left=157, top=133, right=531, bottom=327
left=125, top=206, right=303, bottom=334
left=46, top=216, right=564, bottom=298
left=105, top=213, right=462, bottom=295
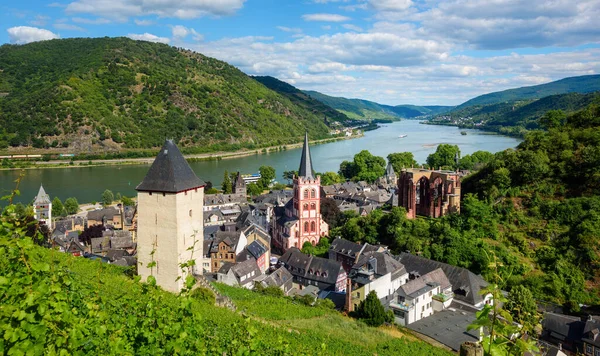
left=204, top=209, right=226, bottom=226
left=387, top=268, right=450, bottom=326
left=66, top=240, right=86, bottom=256
left=582, top=315, right=600, bottom=356
left=33, top=185, right=52, bottom=230
left=208, top=230, right=247, bottom=272
left=238, top=240, right=269, bottom=273
left=216, top=258, right=262, bottom=289
left=242, top=224, right=271, bottom=267
left=328, top=237, right=385, bottom=272
left=396, top=252, right=491, bottom=308
left=347, top=251, right=408, bottom=311
left=280, top=247, right=346, bottom=292
left=87, top=207, right=122, bottom=229
left=203, top=193, right=246, bottom=212
left=258, top=266, right=293, bottom=295
left=541, top=312, right=586, bottom=354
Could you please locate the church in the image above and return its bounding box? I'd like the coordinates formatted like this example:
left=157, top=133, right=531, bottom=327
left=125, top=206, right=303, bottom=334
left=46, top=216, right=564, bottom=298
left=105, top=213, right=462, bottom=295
left=272, top=133, right=329, bottom=252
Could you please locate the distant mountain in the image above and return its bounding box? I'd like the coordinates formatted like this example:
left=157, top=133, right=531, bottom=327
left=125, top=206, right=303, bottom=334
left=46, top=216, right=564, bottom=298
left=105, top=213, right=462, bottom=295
left=303, top=90, right=453, bottom=120
left=457, top=74, right=600, bottom=109
left=0, top=37, right=331, bottom=152
left=252, top=76, right=352, bottom=125
left=430, top=92, right=600, bottom=136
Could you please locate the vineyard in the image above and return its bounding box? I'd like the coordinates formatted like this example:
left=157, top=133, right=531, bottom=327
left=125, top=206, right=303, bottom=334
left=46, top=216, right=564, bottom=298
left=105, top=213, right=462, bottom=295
left=0, top=230, right=453, bottom=355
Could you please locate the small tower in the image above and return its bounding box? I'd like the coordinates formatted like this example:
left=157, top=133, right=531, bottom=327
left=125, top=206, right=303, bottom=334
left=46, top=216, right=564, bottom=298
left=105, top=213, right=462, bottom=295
left=136, top=140, right=205, bottom=292
left=33, top=185, right=52, bottom=230
left=385, top=161, right=397, bottom=185
left=233, top=171, right=246, bottom=196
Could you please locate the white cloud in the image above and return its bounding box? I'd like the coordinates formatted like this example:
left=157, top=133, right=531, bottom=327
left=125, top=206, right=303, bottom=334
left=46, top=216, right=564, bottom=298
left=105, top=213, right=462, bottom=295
left=342, top=24, right=363, bottom=32
left=171, top=25, right=203, bottom=41
left=277, top=26, right=302, bottom=33
left=65, top=0, right=246, bottom=20
left=127, top=32, right=170, bottom=44
left=369, top=0, right=412, bottom=11
left=134, top=19, right=154, bottom=26
left=7, top=26, right=59, bottom=44
left=53, top=23, right=86, bottom=31
left=302, top=13, right=350, bottom=22
left=72, top=17, right=111, bottom=24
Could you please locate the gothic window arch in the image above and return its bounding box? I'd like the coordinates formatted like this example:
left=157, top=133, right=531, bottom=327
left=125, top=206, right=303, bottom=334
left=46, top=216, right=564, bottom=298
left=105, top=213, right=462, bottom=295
left=310, top=203, right=316, bottom=210
left=311, top=221, right=316, bottom=232
left=311, top=189, right=316, bottom=198
left=304, top=189, right=309, bottom=199
left=304, top=221, right=309, bottom=233
left=303, top=203, right=309, bottom=210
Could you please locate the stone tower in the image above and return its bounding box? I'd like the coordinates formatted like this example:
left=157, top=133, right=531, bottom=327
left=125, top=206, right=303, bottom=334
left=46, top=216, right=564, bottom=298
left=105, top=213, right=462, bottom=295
left=33, top=185, right=52, bottom=230
left=136, top=140, right=205, bottom=292
left=385, top=161, right=397, bottom=185
left=292, top=132, right=324, bottom=245
left=233, top=171, right=246, bottom=196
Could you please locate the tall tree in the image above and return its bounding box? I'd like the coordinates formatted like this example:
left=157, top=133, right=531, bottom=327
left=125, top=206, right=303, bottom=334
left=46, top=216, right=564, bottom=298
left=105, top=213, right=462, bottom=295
left=101, top=190, right=114, bottom=208
left=319, top=171, right=344, bottom=186
left=283, top=170, right=297, bottom=184
left=51, top=197, right=65, bottom=218
left=64, top=197, right=79, bottom=215
left=387, top=152, right=417, bottom=172
left=426, top=144, right=460, bottom=169
left=339, top=150, right=386, bottom=183
left=221, top=170, right=232, bottom=194
left=355, top=291, right=386, bottom=327
left=259, top=165, right=276, bottom=188
left=320, top=198, right=341, bottom=227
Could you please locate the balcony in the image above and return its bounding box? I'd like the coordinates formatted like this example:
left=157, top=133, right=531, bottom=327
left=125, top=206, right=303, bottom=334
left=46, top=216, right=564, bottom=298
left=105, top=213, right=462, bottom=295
left=432, top=292, right=454, bottom=302
left=389, top=301, right=414, bottom=311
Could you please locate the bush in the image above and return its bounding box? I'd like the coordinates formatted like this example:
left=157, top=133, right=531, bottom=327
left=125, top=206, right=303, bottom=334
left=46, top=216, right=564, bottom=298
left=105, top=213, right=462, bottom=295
left=355, top=291, right=386, bottom=327
left=191, top=287, right=215, bottom=304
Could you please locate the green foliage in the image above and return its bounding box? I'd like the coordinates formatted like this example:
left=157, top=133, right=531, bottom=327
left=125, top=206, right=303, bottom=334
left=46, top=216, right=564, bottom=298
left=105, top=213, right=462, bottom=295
left=205, top=187, right=219, bottom=194
left=101, top=189, right=114, bottom=207
left=505, top=285, right=539, bottom=329
left=120, top=196, right=134, bottom=207
left=387, top=152, right=417, bottom=172
left=319, top=171, right=344, bottom=186
left=355, top=291, right=386, bottom=327
left=459, top=150, right=493, bottom=171
left=246, top=183, right=263, bottom=196
left=301, top=237, right=330, bottom=257
left=51, top=197, right=65, bottom=218
left=339, top=150, right=386, bottom=183
left=258, top=165, right=276, bottom=188
left=191, top=287, right=216, bottom=304
left=221, top=170, right=232, bottom=194
left=283, top=170, right=297, bottom=183
left=426, top=144, right=460, bottom=169
left=63, top=197, right=79, bottom=214
left=0, top=37, right=331, bottom=151
left=321, top=198, right=342, bottom=228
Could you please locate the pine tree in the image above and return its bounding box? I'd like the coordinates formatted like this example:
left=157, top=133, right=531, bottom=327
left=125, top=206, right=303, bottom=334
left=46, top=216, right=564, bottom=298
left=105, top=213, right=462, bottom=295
left=356, top=291, right=386, bottom=327
left=222, top=170, right=232, bottom=194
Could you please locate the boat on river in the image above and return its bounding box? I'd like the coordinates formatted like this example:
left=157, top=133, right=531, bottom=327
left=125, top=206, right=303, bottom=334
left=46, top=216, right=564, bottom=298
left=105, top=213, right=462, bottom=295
left=398, top=134, right=408, bottom=138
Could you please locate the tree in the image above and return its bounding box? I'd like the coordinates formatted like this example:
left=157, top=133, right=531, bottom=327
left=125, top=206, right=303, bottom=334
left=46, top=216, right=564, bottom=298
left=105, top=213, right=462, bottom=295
left=355, top=291, right=386, bottom=327
left=259, top=165, right=276, bottom=188
left=101, top=189, right=114, bottom=207
left=387, top=152, right=417, bottom=172
left=505, top=285, right=539, bottom=328
left=539, top=110, right=566, bottom=129
left=221, top=170, right=232, bottom=194
left=459, top=151, right=493, bottom=170
left=52, top=197, right=65, bottom=218
left=121, top=196, right=134, bottom=207
left=426, top=144, right=460, bottom=169
left=247, top=183, right=263, bottom=196
left=321, top=198, right=341, bottom=227
left=339, top=150, right=386, bottom=183
left=319, top=171, right=344, bottom=186
left=283, top=170, right=297, bottom=184
left=64, top=197, right=79, bottom=215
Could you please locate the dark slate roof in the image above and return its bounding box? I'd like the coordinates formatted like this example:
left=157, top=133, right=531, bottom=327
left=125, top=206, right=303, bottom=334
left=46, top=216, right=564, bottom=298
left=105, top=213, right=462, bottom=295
left=386, top=161, right=395, bottom=176
left=136, top=139, right=205, bottom=193
left=87, top=207, right=120, bottom=221
left=280, top=247, right=344, bottom=286
left=329, top=237, right=381, bottom=259
left=406, top=307, right=480, bottom=351
left=34, top=185, right=51, bottom=204
left=246, top=240, right=267, bottom=259
left=396, top=252, right=489, bottom=306
left=542, top=312, right=585, bottom=341
left=352, top=251, right=406, bottom=280
left=209, top=231, right=241, bottom=253
left=261, top=267, right=293, bottom=289
left=298, top=132, right=314, bottom=179
left=231, top=258, right=262, bottom=286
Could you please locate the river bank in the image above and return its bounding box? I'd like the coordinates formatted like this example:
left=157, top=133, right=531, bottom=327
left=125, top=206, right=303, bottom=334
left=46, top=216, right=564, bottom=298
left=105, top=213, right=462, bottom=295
left=0, top=134, right=361, bottom=171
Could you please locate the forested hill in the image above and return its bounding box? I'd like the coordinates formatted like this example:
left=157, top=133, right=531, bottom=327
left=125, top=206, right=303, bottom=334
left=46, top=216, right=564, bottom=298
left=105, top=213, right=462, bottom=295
left=303, top=90, right=453, bottom=120
left=252, top=76, right=352, bottom=125
left=0, top=37, right=332, bottom=152
left=457, top=74, right=600, bottom=109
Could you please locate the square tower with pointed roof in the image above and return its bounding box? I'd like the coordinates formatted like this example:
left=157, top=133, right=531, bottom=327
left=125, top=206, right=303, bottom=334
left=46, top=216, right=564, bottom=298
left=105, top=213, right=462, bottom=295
left=33, top=185, right=52, bottom=230
left=136, top=140, right=205, bottom=292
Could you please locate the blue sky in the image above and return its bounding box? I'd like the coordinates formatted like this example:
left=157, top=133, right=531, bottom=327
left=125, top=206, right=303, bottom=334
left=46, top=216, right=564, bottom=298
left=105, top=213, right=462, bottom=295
left=2, top=0, right=600, bottom=106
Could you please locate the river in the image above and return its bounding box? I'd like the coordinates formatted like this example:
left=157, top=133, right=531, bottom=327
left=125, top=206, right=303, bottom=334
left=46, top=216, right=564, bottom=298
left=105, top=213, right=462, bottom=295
left=1, top=121, right=521, bottom=204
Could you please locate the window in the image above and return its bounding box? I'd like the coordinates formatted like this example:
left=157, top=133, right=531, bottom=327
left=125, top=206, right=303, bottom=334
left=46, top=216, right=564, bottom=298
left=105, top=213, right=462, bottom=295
left=311, top=221, right=316, bottom=232
left=189, top=209, right=192, bottom=217
left=303, top=203, right=308, bottom=210
left=304, top=189, right=309, bottom=198
left=311, top=189, right=316, bottom=198
left=422, top=306, right=424, bottom=312
left=429, top=291, right=432, bottom=297
left=304, top=221, right=309, bottom=233
left=595, top=347, right=600, bottom=356
left=586, top=344, right=592, bottom=354
left=311, top=203, right=316, bottom=210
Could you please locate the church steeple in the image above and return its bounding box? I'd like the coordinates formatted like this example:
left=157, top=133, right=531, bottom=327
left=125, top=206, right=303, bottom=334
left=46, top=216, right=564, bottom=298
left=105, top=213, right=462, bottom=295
left=298, top=132, right=314, bottom=179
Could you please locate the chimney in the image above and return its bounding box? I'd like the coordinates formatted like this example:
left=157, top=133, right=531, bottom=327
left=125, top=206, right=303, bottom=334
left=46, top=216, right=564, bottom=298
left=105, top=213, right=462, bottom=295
left=345, top=278, right=353, bottom=312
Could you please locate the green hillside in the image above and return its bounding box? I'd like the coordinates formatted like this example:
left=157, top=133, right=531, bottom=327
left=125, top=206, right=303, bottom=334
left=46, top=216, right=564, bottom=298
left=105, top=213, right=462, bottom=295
left=429, top=92, right=600, bottom=136
left=0, top=227, right=453, bottom=355
left=303, top=90, right=402, bottom=120
left=0, top=37, right=332, bottom=153
left=252, top=76, right=352, bottom=125
left=457, top=74, right=600, bottom=109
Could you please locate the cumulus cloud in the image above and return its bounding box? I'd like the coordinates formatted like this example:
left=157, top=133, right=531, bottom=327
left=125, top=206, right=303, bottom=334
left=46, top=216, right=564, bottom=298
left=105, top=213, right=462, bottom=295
left=134, top=19, right=154, bottom=26
left=65, top=0, right=246, bottom=20
left=342, top=24, right=363, bottom=32
left=369, top=0, right=412, bottom=11
left=302, top=13, right=350, bottom=22
left=171, top=25, right=203, bottom=41
left=277, top=26, right=302, bottom=33
left=127, top=32, right=170, bottom=44
left=7, top=26, right=59, bottom=44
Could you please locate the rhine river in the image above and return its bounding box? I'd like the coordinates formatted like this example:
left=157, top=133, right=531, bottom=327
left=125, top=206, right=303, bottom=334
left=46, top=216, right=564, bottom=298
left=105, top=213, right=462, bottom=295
left=1, top=121, right=521, bottom=204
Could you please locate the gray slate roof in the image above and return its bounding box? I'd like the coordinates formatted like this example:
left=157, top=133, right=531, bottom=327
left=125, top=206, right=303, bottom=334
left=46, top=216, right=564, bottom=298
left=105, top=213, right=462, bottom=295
left=407, top=307, right=480, bottom=351
left=396, top=252, right=488, bottom=306
left=136, top=139, right=205, bottom=193
left=261, top=266, right=293, bottom=289
left=34, top=185, right=51, bottom=205
left=280, top=247, right=344, bottom=286
left=542, top=312, right=585, bottom=341
left=298, top=132, right=315, bottom=179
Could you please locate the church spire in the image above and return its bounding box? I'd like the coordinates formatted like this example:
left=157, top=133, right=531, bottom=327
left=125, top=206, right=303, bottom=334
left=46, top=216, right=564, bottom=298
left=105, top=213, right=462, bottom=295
left=298, top=132, right=314, bottom=179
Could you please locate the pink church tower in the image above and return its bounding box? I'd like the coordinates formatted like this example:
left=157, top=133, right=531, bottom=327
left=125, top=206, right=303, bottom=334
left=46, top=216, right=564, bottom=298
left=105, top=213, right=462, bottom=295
left=274, top=132, right=329, bottom=251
